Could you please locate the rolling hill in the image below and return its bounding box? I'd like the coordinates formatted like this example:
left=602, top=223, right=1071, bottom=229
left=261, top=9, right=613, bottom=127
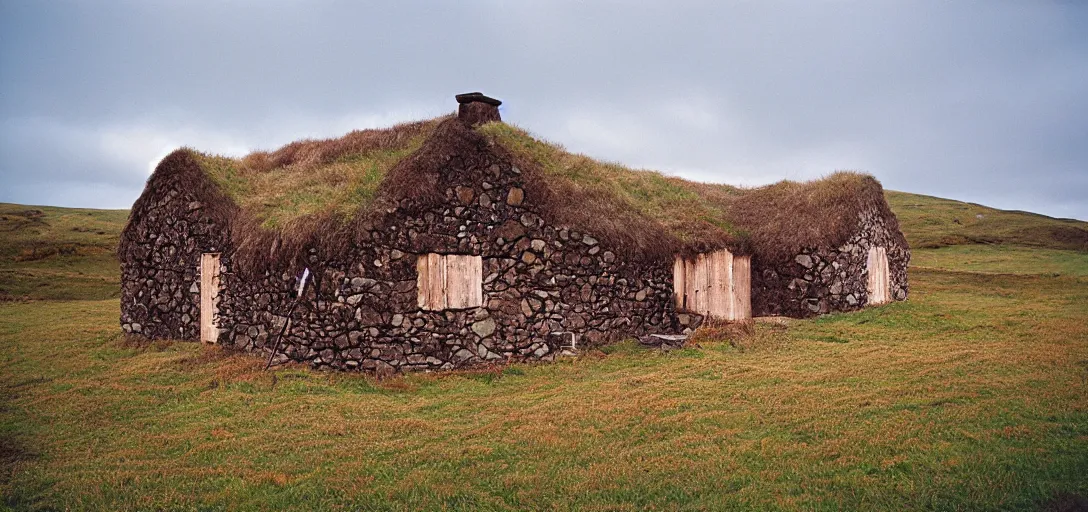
left=886, top=191, right=1088, bottom=251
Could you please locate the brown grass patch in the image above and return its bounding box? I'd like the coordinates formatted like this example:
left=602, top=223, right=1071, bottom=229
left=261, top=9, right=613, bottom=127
left=686, top=319, right=789, bottom=352
left=196, top=116, right=446, bottom=229
left=172, top=344, right=240, bottom=371
left=12, top=243, right=110, bottom=262
left=120, top=334, right=176, bottom=351
left=728, top=172, right=907, bottom=262
left=479, top=122, right=903, bottom=262
left=688, top=319, right=755, bottom=344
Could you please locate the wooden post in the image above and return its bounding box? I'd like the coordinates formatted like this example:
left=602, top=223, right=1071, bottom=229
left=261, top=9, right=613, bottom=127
left=691, top=254, right=707, bottom=315
left=417, top=254, right=432, bottom=310
left=706, top=249, right=733, bottom=318
left=199, top=253, right=221, bottom=343
left=672, top=258, right=686, bottom=311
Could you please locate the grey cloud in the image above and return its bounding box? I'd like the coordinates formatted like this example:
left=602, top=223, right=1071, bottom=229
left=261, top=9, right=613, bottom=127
left=2, top=1, right=1085, bottom=219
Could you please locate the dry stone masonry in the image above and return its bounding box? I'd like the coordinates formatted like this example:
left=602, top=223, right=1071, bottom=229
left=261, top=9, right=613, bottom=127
left=120, top=92, right=909, bottom=373
left=120, top=188, right=228, bottom=339
left=751, top=209, right=908, bottom=317
left=212, top=152, right=683, bottom=372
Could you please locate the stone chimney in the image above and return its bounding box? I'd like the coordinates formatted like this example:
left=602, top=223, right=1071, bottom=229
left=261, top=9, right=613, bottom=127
left=456, top=92, right=502, bottom=126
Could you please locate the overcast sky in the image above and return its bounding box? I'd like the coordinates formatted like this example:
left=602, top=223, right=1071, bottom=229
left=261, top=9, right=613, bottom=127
left=1, top=1, right=1086, bottom=220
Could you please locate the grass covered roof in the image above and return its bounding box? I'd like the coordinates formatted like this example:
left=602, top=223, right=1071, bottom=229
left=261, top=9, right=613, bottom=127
left=477, top=122, right=899, bottom=261
left=140, top=115, right=900, bottom=269
left=187, top=117, right=446, bottom=230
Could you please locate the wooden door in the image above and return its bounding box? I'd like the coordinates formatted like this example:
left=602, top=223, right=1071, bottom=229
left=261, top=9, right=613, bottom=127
left=673, top=250, right=751, bottom=321
left=200, top=253, right=221, bottom=343
left=866, top=246, right=890, bottom=305
left=416, top=254, right=483, bottom=310
left=731, top=255, right=752, bottom=320
left=445, top=255, right=483, bottom=309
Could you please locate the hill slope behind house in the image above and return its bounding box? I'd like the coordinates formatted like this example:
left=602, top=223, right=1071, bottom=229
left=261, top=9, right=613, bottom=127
left=886, top=191, right=1088, bottom=251
left=886, top=191, right=1088, bottom=277
left=0, top=203, right=127, bottom=301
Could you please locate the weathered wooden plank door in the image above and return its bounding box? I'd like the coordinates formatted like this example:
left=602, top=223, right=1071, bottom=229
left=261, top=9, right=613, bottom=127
left=199, top=253, right=221, bottom=343
left=731, top=255, right=752, bottom=320
left=673, top=249, right=751, bottom=321
left=417, top=254, right=483, bottom=310
left=866, top=246, right=890, bottom=305
left=417, top=253, right=446, bottom=310
left=445, top=255, right=483, bottom=309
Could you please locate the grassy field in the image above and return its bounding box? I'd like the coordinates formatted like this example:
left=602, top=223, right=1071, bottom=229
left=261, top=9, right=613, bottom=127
left=1, top=195, right=1087, bottom=510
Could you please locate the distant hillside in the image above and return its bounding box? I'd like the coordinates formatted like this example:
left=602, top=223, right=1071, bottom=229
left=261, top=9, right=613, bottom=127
left=2, top=191, right=1086, bottom=301
left=886, top=191, right=1088, bottom=251
left=0, top=203, right=127, bottom=300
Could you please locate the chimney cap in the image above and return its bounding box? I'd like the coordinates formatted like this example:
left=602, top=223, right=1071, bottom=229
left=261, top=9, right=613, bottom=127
left=455, top=92, right=502, bottom=107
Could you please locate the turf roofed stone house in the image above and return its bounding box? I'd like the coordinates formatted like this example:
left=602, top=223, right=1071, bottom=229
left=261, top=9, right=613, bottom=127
left=119, top=93, right=909, bottom=372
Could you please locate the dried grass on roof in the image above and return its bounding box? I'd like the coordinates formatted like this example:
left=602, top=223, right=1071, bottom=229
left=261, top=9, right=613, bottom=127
left=478, top=123, right=901, bottom=262
left=118, top=149, right=239, bottom=261
left=229, top=117, right=492, bottom=275
left=728, top=172, right=905, bottom=262
left=477, top=122, right=746, bottom=259
left=195, top=117, right=447, bottom=229
left=124, top=114, right=905, bottom=275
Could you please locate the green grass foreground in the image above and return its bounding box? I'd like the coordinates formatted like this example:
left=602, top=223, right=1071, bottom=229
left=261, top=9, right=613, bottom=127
left=2, top=195, right=1088, bottom=509
left=2, top=253, right=1087, bottom=510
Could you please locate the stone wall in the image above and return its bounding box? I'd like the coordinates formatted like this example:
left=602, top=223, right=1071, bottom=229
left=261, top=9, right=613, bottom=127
left=120, top=185, right=228, bottom=339
left=212, top=140, right=691, bottom=372
left=751, top=209, right=909, bottom=318
left=120, top=119, right=909, bottom=372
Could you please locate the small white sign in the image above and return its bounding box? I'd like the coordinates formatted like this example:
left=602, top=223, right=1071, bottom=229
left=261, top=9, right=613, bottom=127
left=298, top=268, right=311, bottom=297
